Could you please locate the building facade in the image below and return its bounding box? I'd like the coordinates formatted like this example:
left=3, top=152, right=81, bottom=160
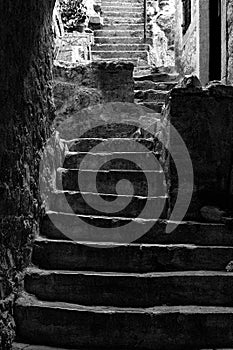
left=174, top=0, right=232, bottom=85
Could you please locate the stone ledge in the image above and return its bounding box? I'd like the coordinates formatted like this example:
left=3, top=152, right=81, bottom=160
left=13, top=344, right=83, bottom=350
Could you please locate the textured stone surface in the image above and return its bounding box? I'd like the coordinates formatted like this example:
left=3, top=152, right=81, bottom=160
left=41, top=212, right=233, bottom=245
left=53, top=61, right=134, bottom=128
left=0, top=0, right=55, bottom=347
left=14, top=294, right=233, bottom=350
left=24, top=268, right=233, bottom=307
left=227, top=0, right=233, bottom=83
left=163, top=83, right=233, bottom=220
left=13, top=344, right=81, bottom=350
left=32, top=238, right=233, bottom=272
left=174, top=0, right=198, bottom=75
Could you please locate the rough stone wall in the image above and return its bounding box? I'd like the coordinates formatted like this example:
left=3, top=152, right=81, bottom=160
left=0, top=1, right=55, bottom=348
left=163, top=81, right=233, bottom=220
left=148, top=0, right=175, bottom=68
left=227, top=0, right=233, bottom=83
left=174, top=0, right=198, bottom=75
left=53, top=61, right=134, bottom=128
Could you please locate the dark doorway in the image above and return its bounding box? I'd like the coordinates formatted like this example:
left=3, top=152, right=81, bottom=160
left=209, top=0, right=222, bottom=81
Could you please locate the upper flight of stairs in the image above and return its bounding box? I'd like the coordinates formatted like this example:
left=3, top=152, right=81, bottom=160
left=92, top=0, right=150, bottom=66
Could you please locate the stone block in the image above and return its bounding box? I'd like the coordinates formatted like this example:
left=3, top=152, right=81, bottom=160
left=163, top=82, right=233, bottom=220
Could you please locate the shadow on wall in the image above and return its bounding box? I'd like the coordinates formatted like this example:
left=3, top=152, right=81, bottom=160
left=0, top=0, right=55, bottom=348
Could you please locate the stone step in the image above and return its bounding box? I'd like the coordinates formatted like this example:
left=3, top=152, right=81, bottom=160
left=94, top=36, right=147, bottom=44
left=13, top=344, right=80, bottom=350
left=102, top=0, right=144, bottom=4
left=136, top=101, right=164, bottom=113
left=134, top=66, right=152, bottom=77
left=93, top=43, right=148, bottom=51
left=92, top=50, right=148, bottom=60
left=57, top=168, right=165, bottom=194
left=134, top=89, right=168, bottom=102
left=102, top=23, right=144, bottom=31
left=92, top=57, right=148, bottom=66
left=24, top=268, right=233, bottom=307
left=14, top=346, right=232, bottom=350
left=15, top=294, right=233, bottom=349
left=102, top=0, right=143, bottom=4
left=64, top=137, right=157, bottom=153
left=14, top=346, right=229, bottom=350
left=94, top=29, right=143, bottom=37
left=104, top=17, right=144, bottom=24
left=32, top=238, right=233, bottom=272
left=49, top=191, right=166, bottom=218
left=102, top=6, right=142, bottom=12
left=135, top=80, right=177, bottom=91
left=134, top=72, right=179, bottom=82
left=63, top=151, right=161, bottom=170
left=40, top=212, right=233, bottom=245
left=102, top=11, right=142, bottom=18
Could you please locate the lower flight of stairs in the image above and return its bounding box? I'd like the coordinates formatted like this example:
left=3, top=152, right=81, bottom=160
left=14, top=125, right=233, bottom=348
left=14, top=221, right=233, bottom=349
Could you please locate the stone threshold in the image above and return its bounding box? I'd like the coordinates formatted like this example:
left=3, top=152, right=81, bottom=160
left=13, top=344, right=233, bottom=350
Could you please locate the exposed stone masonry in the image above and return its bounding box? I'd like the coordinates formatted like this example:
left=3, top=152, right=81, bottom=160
left=0, top=1, right=55, bottom=348
left=53, top=60, right=134, bottom=128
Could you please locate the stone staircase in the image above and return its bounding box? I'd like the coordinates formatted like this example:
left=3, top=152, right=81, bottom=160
left=134, top=71, right=178, bottom=112
left=14, top=100, right=233, bottom=349
left=92, top=0, right=150, bottom=66
left=91, top=0, right=180, bottom=113
left=14, top=219, right=233, bottom=349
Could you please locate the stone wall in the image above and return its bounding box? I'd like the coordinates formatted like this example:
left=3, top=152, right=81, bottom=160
left=227, top=0, right=233, bottom=83
left=53, top=61, right=134, bottom=128
left=174, top=0, right=198, bottom=75
left=0, top=1, right=55, bottom=348
left=163, top=79, right=233, bottom=220
left=148, top=0, right=175, bottom=68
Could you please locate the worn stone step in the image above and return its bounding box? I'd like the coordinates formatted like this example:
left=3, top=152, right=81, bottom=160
left=136, top=101, right=164, bottom=113
left=134, top=72, right=179, bottom=82
left=102, top=0, right=144, bottom=4
left=92, top=57, right=148, bottom=66
left=24, top=269, right=233, bottom=307
left=102, top=11, right=142, bottom=18
left=104, top=17, right=144, bottom=24
left=102, top=1, right=143, bottom=4
left=103, top=6, right=143, bottom=12
left=134, top=80, right=177, bottom=91
left=102, top=23, right=144, bottom=31
left=63, top=151, right=162, bottom=170
left=13, top=344, right=83, bottom=350
left=40, top=212, right=233, bottom=245
left=15, top=346, right=228, bottom=350
left=134, top=89, right=168, bottom=102
left=134, top=66, right=152, bottom=77
left=102, top=6, right=142, bottom=12
left=94, top=29, right=143, bottom=37
left=32, top=238, right=233, bottom=272
left=94, top=36, right=146, bottom=44
left=57, top=168, right=165, bottom=194
left=64, top=137, right=158, bottom=153
left=93, top=43, right=148, bottom=51
left=49, top=191, right=166, bottom=218
left=102, top=1, right=143, bottom=5
left=15, top=295, right=233, bottom=349
left=92, top=50, right=148, bottom=60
